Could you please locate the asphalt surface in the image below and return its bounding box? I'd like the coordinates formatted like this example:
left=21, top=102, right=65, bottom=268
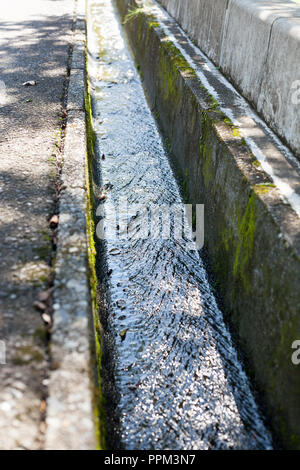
left=0, top=0, right=73, bottom=449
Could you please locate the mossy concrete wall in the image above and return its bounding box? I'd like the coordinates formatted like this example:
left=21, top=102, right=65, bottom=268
left=116, top=0, right=300, bottom=449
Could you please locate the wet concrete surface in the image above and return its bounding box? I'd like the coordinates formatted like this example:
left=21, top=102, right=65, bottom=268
left=88, top=0, right=273, bottom=450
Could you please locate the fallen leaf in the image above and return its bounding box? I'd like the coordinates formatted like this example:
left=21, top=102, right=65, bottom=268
left=40, top=422, right=46, bottom=434
left=49, top=214, right=59, bottom=228
left=33, top=301, right=46, bottom=312
left=109, top=248, right=121, bottom=256
left=41, top=313, right=51, bottom=325
left=22, top=80, right=37, bottom=86
left=120, top=328, right=129, bottom=341
left=50, top=361, right=60, bottom=370
left=38, top=287, right=54, bottom=303
left=40, top=400, right=46, bottom=413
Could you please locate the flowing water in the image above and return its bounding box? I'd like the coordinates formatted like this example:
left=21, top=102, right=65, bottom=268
left=88, top=0, right=273, bottom=450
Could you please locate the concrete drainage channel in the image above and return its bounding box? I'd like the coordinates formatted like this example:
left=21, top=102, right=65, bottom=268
left=47, top=0, right=300, bottom=450
left=85, top=0, right=291, bottom=450
left=88, top=0, right=275, bottom=450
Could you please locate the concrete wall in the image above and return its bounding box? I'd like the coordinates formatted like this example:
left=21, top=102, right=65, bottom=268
left=158, top=0, right=300, bottom=159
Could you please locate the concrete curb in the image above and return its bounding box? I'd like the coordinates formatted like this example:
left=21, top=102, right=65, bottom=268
left=116, top=0, right=300, bottom=449
left=158, top=0, right=300, bottom=160
left=45, top=0, right=97, bottom=450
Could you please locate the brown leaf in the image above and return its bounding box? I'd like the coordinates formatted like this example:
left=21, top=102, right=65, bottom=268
left=49, top=214, right=59, bottom=228
left=50, top=361, right=60, bottom=370
left=41, top=313, right=52, bottom=325
left=40, top=422, right=46, bottom=434
left=22, top=80, right=37, bottom=86
left=120, top=328, right=129, bottom=342
left=33, top=301, right=46, bottom=312
left=38, top=287, right=54, bottom=303
left=40, top=400, right=46, bottom=413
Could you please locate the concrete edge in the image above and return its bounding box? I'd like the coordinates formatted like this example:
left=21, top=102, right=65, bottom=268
left=45, top=0, right=99, bottom=450
left=157, top=0, right=300, bottom=159
left=116, top=0, right=300, bottom=449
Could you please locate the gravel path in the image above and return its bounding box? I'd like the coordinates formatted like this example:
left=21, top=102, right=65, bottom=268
left=0, top=0, right=74, bottom=449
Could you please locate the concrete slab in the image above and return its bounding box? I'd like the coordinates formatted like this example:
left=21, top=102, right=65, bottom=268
left=45, top=111, right=95, bottom=450
left=45, top=0, right=98, bottom=450
left=160, top=0, right=229, bottom=65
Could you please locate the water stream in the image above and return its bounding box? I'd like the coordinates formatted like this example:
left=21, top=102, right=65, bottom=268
left=88, top=0, right=273, bottom=450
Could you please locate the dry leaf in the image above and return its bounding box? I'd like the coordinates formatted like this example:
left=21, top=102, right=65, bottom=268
left=22, top=80, right=37, bottom=86
left=49, top=214, right=59, bottom=228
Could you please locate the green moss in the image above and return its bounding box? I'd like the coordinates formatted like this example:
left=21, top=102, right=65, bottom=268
left=233, top=192, right=257, bottom=294
left=148, top=20, right=159, bottom=29
left=161, top=40, right=196, bottom=77
left=123, top=5, right=145, bottom=25
left=39, top=229, right=52, bottom=243
left=232, top=128, right=241, bottom=138
left=145, top=18, right=159, bottom=46
left=33, top=327, right=47, bottom=342
left=198, top=112, right=215, bottom=188
left=224, top=117, right=233, bottom=126
left=34, top=244, right=51, bottom=261
left=158, top=38, right=196, bottom=104
left=221, top=224, right=235, bottom=253
left=222, top=117, right=241, bottom=138
left=253, top=182, right=276, bottom=195
left=85, top=94, right=96, bottom=160
left=49, top=170, right=56, bottom=181
left=158, top=47, right=179, bottom=103
left=12, top=345, right=44, bottom=365
left=208, top=95, right=219, bottom=111
left=202, top=143, right=213, bottom=186
left=85, top=44, right=107, bottom=450
left=165, top=136, right=171, bottom=151
left=238, top=138, right=246, bottom=146
left=290, top=434, right=300, bottom=448
left=249, top=153, right=261, bottom=167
